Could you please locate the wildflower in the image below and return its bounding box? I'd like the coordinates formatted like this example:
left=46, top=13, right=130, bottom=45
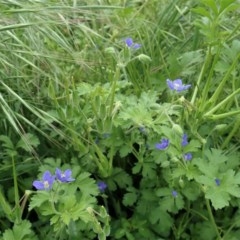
left=125, top=37, right=141, bottom=49
left=215, top=178, right=220, bottom=186
left=184, top=153, right=192, bottom=161
left=97, top=181, right=107, bottom=193
left=155, top=138, right=169, bottom=150
left=33, top=171, right=55, bottom=190
left=181, top=133, right=188, bottom=147
left=172, top=190, right=178, bottom=197
left=167, top=79, right=191, bottom=92
left=55, top=168, right=75, bottom=183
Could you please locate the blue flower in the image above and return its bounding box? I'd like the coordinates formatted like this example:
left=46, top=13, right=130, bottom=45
left=97, top=181, right=107, bottom=193
left=155, top=138, right=169, bottom=150
left=167, top=79, right=191, bottom=92
left=184, top=153, right=192, bottom=161
left=215, top=178, right=220, bottom=186
left=172, top=190, right=178, bottom=197
left=125, top=37, right=141, bottom=49
left=55, top=168, right=75, bottom=183
left=33, top=171, right=55, bottom=190
left=181, top=133, right=189, bottom=147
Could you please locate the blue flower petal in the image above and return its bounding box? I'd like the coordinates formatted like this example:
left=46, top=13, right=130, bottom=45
left=167, top=79, right=191, bottom=92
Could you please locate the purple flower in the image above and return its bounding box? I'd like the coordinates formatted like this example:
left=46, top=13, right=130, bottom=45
left=181, top=134, right=188, bottom=147
left=167, top=79, right=191, bottom=92
left=184, top=153, right=192, bottom=161
left=97, top=181, right=107, bottom=193
left=155, top=138, right=169, bottom=150
left=125, top=37, right=141, bottom=49
left=55, top=168, right=75, bottom=183
left=33, top=171, right=55, bottom=190
left=215, top=178, right=220, bottom=186
left=172, top=190, right=178, bottom=197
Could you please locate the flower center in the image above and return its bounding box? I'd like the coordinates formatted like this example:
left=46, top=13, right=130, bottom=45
left=43, top=181, right=49, bottom=189
left=174, top=83, right=180, bottom=90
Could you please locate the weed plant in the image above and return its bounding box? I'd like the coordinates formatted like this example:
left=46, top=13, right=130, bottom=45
left=0, top=0, right=240, bottom=239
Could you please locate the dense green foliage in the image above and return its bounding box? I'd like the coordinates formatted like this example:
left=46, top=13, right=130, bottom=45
left=1, top=0, right=240, bottom=239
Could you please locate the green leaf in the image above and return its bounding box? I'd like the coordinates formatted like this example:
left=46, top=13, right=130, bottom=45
left=142, top=162, right=156, bottom=179
left=110, top=168, right=132, bottom=189
left=192, top=221, right=217, bottom=240
left=183, top=139, right=201, bottom=153
left=202, top=0, right=218, bottom=15
left=196, top=169, right=240, bottom=209
left=2, top=220, right=37, bottom=240
left=76, top=172, right=99, bottom=197
left=181, top=182, right=201, bottom=201
left=219, top=0, right=238, bottom=13
left=205, top=188, right=230, bottom=209
left=28, top=191, right=51, bottom=211
left=16, top=133, right=40, bottom=152
left=119, top=144, right=132, bottom=158
left=192, top=7, right=212, bottom=18
left=123, top=192, right=138, bottom=206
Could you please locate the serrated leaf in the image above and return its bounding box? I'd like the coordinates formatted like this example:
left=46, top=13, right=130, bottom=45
left=0, top=135, right=14, bottom=150
left=29, top=191, right=51, bottom=211
left=2, top=220, right=36, bottom=240
left=197, top=169, right=240, bottom=209
left=132, top=162, right=142, bottom=174
left=16, top=133, right=40, bottom=152
left=183, top=139, right=201, bottom=153
left=123, top=192, right=138, bottom=206
left=119, top=144, right=132, bottom=158
left=182, top=181, right=201, bottom=201
left=142, top=162, right=156, bottom=179
left=76, top=172, right=99, bottom=196
left=111, top=168, right=132, bottom=188
left=205, top=189, right=230, bottom=209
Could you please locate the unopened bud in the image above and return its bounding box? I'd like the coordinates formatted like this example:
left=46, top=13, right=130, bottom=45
left=137, top=54, right=152, bottom=63
left=172, top=124, right=184, bottom=135
left=105, top=47, right=116, bottom=55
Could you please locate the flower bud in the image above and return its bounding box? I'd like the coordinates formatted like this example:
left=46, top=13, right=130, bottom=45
left=172, top=124, right=184, bottom=135
left=137, top=54, right=152, bottom=63
left=214, top=124, right=227, bottom=132
left=104, top=47, right=116, bottom=55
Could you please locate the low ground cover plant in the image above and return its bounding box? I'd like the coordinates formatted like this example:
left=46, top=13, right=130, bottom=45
left=0, top=0, right=240, bottom=239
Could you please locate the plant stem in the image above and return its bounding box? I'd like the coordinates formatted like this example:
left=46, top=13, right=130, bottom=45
left=221, top=117, right=240, bottom=148
left=108, top=66, right=120, bottom=117
left=206, top=199, right=222, bottom=239
left=190, top=46, right=212, bottom=105
left=204, top=88, right=240, bottom=117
